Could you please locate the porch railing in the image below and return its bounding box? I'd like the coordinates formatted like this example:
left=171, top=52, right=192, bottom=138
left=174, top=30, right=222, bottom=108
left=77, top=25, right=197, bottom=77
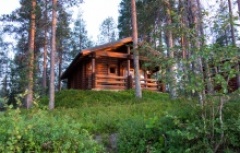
left=95, top=74, right=127, bottom=90
left=140, top=78, right=159, bottom=91
left=94, top=74, right=161, bottom=91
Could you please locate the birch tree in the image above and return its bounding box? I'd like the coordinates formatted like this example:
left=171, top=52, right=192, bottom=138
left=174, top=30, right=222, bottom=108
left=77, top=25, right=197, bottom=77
left=165, top=0, right=177, bottom=99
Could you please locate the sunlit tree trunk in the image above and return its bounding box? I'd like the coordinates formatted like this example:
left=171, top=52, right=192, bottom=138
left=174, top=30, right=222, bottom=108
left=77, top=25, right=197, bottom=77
left=49, top=0, right=57, bottom=110
left=26, top=0, right=36, bottom=108
left=166, top=0, right=177, bottom=99
left=131, top=0, right=142, bottom=98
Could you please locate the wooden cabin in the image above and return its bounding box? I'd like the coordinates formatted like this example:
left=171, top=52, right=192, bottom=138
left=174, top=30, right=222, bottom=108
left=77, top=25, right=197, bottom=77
left=61, top=37, right=165, bottom=91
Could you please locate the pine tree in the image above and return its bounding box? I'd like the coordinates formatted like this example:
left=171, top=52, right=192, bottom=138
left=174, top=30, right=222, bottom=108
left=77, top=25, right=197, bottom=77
left=49, top=0, right=57, bottom=110
left=71, top=12, right=93, bottom=57
left=131, top=0, right=142, bottom=98
left=98, top=17, right=117, bottom=44
left=25, top=0, right=36, bottom=108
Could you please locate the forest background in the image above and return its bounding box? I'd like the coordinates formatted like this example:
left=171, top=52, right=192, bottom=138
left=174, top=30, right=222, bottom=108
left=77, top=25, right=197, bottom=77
left=0, top=0, right=240, bottom=152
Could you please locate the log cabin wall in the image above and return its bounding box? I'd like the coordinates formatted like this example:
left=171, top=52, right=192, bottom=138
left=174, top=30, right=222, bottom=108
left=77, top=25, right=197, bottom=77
left=85, top=59, right=93, bottom=89
left=67, top=76, right=72, bottom=88
left=96, top=57, right=108, bottom=75
left=81, top=63, right=86, bottom=89
left=98, top=57, right=119, bottom=76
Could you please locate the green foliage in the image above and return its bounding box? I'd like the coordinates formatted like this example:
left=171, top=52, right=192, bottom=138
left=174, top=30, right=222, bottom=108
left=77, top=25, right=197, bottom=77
left=2, top=90, right=239, bottom=152
left=117, top=96, right=240, bottom=152
left=0, top=108, right=104, bottom=152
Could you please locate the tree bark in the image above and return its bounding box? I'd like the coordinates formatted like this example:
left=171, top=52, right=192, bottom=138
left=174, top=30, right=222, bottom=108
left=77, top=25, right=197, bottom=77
left=131, top=0, right=142, bottom=98
left=179, top=0, right=190, bottom=95
left=49, top=0, right=57, bottom=110
left=189, top=0, right=205, bottom=105
left=26, top=0, right=36, bottom=108
left=42, top=1, right=48, bottom=93
left=166, top=0, right=177, bottom=99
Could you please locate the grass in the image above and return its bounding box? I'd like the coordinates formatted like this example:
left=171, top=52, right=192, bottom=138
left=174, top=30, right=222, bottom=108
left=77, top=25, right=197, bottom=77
left=39, top=89, right=173, bottom=133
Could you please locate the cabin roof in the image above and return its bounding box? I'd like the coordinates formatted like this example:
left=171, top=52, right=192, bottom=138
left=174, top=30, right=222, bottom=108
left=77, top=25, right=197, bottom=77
left=61, top=37, right=133, bottom=79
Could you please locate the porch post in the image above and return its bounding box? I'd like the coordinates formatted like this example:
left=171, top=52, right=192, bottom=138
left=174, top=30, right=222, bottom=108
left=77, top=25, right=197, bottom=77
left=127, top=46, right=130, bottom=76
left=144, top=71, right=147, bottom=89
left=92, top=53, right=96, bottom=88
left=127, top=46, right=132, bottom=89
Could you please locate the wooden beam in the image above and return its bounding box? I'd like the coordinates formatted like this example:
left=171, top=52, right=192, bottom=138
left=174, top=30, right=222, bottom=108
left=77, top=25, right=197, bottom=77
left=92, top=53, right=96, bottom=88
left=96, top=51, right=129, bottom=58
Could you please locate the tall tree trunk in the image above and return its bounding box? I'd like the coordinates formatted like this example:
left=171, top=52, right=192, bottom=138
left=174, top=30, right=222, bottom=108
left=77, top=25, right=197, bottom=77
left=196, top=0, right=214, bottom=94
left=42, top=1, right=48, bottom=93
left=131, top=0, right=142, bottom=98
left=179, top=0, right=190, bottom=95
left=166, top=0, right=177, bottom=99
left=228, top=0, right=240, bottom=89
left=189, top=0, right=205, bottom=105
left=26, top=0, right=36, bottom=108
left=49, top=0, right=57, bottom=110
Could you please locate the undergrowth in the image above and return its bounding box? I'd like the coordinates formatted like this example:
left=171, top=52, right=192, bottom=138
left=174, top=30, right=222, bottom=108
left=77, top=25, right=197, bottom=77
left=1, top=90, right=239, bottom=152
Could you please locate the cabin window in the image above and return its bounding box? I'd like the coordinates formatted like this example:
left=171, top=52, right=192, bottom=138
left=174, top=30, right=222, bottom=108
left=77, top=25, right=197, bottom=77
left=109, top=67, right=117, bottom=74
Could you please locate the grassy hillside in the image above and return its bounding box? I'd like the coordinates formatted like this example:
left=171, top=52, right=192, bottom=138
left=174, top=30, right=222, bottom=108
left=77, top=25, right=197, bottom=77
left=40, top=90, right=173, bottom=133
left=1, top=90, right=240, bottom=152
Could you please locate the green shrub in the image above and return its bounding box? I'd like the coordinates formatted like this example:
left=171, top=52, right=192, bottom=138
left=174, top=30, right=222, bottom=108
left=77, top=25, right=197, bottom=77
left=118, top=118, right=160, bottom=153
left=117, top=98, right=240, bottom=152
left=0, top=108, right=104, bottom=152
left=117, top=100, right=201, bottom=153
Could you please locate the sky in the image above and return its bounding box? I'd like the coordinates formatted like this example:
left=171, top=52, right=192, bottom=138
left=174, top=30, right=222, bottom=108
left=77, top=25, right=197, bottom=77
left=0, top=0, right=121, bottom=42
left=79, top=0, right=121, bottom=42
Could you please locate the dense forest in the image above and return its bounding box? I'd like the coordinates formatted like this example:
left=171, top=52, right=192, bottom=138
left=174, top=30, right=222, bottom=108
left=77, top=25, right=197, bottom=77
left=0, top=0, right=239, bottom=152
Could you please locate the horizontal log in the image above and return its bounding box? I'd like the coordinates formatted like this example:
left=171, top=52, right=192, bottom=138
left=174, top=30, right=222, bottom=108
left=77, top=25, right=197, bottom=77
left=96, top=80, right=127, bottom=85
left=96, top=52, right=129, bottom=59
left=96, top=74, right=126, bottom=80
left=141, top=83, right=158, bottom=87
left=140, top=78, right=158, bottom=82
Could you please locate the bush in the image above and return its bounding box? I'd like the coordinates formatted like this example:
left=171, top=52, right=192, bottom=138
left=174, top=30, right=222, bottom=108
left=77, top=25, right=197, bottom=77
left=117, top=98, right=240, bottom=152
left=117, top=100, right=201, bottom=153
left=117, top=118, right=160, bottom=153
left=0, top=108, right=104, bottom=152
